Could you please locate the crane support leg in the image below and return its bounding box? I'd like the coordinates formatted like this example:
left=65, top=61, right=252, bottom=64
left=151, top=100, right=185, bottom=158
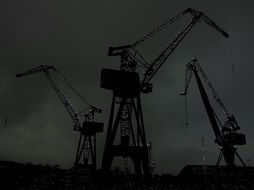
left=216, top=150, right=223, bottom=166
left=234, top=149, right=246, bottom=167
left=216, top=146, right=246, bottom=167
left=101, top=93, right=150, bottom=179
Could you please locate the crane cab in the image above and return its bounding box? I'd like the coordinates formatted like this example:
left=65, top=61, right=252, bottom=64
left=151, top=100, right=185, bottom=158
left=100, top=68, right=140, bottom=97
left=223, top=133, right=246, bottom=145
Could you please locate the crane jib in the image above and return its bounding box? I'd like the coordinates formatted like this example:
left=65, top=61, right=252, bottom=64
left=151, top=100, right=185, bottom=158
left=107, top=9, right=229, bottom=92
left=141, top=9, right=229, bottom=89
left=16, top=65, right=102, bottom=131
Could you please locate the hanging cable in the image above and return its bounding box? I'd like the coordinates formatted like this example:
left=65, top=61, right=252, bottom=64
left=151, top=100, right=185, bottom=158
left=184, top=94, right=189, bottom=127
left=228, top=37, right=236, bottom=75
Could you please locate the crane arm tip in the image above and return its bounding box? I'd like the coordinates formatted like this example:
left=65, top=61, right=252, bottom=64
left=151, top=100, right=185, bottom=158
left=16, top=73, right=23, bottom=78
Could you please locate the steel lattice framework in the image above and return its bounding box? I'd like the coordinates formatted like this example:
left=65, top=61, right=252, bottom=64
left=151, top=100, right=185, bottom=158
left=16, top=65, right=103, bottom=170
left=182, top=58, right=246, bottom=166
left=101, top=8, right=229, bottom=179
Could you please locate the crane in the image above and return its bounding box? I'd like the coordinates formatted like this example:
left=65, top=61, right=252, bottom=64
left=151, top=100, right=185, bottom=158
left=16, top=65, right=103, bottom=170
left=101, top=8, right=229, bottom=178
left=181, top=58, right=246, bottom=166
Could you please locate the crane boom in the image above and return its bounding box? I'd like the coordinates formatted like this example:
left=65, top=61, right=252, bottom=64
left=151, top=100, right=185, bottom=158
left=132, top=9, right=190, bottom=48
left=16, top=65, right=81, bottom=130
left=54, top=69, right=102, bottom=114
left=184, top=59, right=230, bottom=116
left=107, top=8, right=229, bottom=92
left=192, top=63, right=222, bottom=142
left=16, top=65, right=101, bottom=131
left=141, top=9, right=229, bottom=90
left=132, top=8, right=228, bottom=49
left=183, top=59, right=240, bottom=130
left=141, top=18, right=198, bottom=90
left=45, top=70, right=81, bottom=130
left=188, top=9, right=229, bottom=37
left=16, top=65, right=54, bottom=77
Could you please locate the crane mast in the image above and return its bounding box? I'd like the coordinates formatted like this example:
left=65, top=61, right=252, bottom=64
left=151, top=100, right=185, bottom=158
left=182, top=58, right=246, bottom=166
left=101, top=8, right=229, bottom=178
left=16, top=65, right=103, bottom=170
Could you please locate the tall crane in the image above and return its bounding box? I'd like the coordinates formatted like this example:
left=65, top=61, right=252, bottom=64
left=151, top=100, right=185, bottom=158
left=181, top=58, right=246, bottom=166
left=100, top=8, right=229, bottom=178
left=16, top=65, right=103, bottom=170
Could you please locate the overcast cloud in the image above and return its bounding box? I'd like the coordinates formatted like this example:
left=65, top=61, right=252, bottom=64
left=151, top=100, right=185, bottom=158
left=0, top=0, right=254, bottom=175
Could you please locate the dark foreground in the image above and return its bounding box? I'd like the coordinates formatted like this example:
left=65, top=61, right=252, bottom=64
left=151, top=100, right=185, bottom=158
left=1, top=161, right=254, bottom=190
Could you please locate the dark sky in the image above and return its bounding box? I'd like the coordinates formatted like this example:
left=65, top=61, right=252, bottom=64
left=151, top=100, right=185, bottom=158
left=1, top=0, right=254, bottom=175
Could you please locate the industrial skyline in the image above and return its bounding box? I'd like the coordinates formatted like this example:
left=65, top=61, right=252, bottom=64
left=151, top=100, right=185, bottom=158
left=0, top=0, right=254, bottom=175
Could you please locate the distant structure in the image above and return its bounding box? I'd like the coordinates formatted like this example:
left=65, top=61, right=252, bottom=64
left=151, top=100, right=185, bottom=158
left=202, top=137, right=206, bottom=167
left=181, top=58, right=246, bottom=166
left=202, top=137, right=207, bottom=181
left=101, top=8, right=229, bottom=179
left=16, top=65, right=103, bottom=170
